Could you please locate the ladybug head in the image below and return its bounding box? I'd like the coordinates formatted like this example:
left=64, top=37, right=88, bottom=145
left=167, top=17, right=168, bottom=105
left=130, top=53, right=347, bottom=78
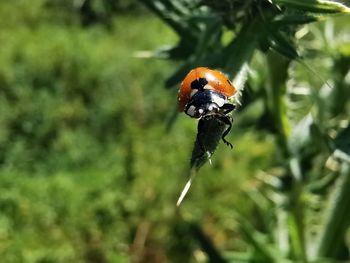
left=185, top=90, right=227, bottom=118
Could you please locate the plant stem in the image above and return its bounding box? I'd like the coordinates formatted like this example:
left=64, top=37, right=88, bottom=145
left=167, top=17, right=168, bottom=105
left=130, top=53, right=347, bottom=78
left=316, top=162, right=350, bottom=259
left=267, top=52, right=307, bottom=261
left=289, top=158, right=307, bottom=262
left=266, top=51, right=291, bottom=156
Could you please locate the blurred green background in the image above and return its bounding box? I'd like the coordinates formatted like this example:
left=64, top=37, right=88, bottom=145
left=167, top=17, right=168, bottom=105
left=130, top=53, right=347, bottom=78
left=0, top=0, right=349, bottom=262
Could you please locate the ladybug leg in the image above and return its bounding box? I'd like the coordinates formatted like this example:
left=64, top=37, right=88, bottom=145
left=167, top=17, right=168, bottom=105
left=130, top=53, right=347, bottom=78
left=216, top=114, right=233, bottom=149
left=221, top=103, right=235, bottom=114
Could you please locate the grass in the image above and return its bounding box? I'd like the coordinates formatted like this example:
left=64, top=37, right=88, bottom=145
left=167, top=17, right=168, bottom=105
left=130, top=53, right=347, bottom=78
left=0, top=131, right=275, bottom=262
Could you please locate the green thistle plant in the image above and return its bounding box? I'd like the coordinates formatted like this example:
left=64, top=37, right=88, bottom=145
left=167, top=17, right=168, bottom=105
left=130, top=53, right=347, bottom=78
left=141, top=0, right=350, bottom=262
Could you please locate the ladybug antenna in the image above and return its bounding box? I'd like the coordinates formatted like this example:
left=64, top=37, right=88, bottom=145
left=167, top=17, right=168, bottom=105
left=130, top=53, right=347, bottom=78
left=176, top=169, right=197, bottom=207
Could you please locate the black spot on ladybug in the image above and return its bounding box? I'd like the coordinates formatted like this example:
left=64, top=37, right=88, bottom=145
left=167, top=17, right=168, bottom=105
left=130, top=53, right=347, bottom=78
left=191, top=78, right=208, bottom=91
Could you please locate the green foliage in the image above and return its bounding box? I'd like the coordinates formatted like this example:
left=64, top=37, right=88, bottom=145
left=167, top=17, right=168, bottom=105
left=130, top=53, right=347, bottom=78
left=1, top=0, right=350, bottom=262
left=140, top=0, right=350, bottom=262
left=0, top=2, right=276, bottom=261
left=0, top=11, right=176, bottom=170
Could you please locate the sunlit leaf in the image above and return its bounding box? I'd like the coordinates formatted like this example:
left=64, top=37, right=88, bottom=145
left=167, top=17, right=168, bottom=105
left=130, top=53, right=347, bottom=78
left=272, top=14, right=324, bottom=26
left=273, top=0, right=350, bottom=14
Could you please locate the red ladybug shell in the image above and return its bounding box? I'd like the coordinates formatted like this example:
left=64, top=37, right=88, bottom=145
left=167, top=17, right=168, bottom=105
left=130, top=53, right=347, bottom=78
left=178, top=67, right=237, bottom=112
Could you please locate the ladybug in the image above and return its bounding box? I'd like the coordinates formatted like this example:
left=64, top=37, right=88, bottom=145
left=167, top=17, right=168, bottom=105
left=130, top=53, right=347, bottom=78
left=178, top=67, right=237, bottom=149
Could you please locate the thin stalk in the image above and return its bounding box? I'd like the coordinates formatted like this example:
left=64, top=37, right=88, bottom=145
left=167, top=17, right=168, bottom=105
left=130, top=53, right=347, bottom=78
left=289, top=158, right=307, bottom=262
left=316, top=162, right=350, bottom=259
left=176, top=168, right=197, bottom=206
left=266, top=51, right=291, bottom=156
left=267, top=52, right=307, bottom=262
